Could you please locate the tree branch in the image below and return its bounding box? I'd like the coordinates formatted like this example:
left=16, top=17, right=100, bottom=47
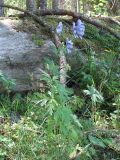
left=94, top=15, right=120, bottom=26
left=1, top=5, right=120, bottom=39
left=35, top=9, right=120, bottom=40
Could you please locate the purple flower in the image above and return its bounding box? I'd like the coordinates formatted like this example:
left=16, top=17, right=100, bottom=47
left=73, top=19, right=85, bottom=39
left=56, top=22, right=63, bottom=35
left=76, top=19, right=85, bottom=39
left=72, top=22, right=78, bottom=38
left=66, top=38, right=73, bottom=54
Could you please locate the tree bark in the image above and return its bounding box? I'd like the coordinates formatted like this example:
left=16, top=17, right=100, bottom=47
left=59, top=0, right=65, bottom=9
left=26, top=0, right=36, bottom=12
left=71, top=0, right=77, bottom=13
left=0, top=0, right=4, bottom=17
left=52, top=0, right=60, bottom=9
left=107, top=0, right=120, bottom=16
left=77, top=0, right=80, bottom=13
left=39, top=0, right=47, bottom=10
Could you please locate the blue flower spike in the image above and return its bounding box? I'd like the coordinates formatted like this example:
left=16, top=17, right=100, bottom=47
left=72, top=22, right=78, bottom=38
left=76, top=19, right=85, bottom=39
left=66, top=38, right=73, bottom=54
left=56, top=22, right=63, bottom=35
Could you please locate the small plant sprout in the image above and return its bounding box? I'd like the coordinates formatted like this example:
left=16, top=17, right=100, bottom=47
left=56, top=22, right=63, bottom=35
left=66, top=38, right=73, bottom=54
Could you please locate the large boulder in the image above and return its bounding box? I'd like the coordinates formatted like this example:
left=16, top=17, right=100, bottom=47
left=0, top=19, right=54, bottom=92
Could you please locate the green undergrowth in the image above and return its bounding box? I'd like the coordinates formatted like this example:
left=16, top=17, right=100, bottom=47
left=0, top=57, right=120, bottom=159
left=0, top=17, right=120, bottom=160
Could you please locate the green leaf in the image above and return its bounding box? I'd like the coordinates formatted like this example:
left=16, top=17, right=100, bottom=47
left=89, top=135, right=106, bottom=148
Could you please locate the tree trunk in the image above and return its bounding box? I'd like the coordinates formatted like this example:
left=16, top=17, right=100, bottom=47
left=59, top=0, right=65, bottom=9
left=82, top=1, right=89, bottom=14
left=26, top=0, right=36, bottom=12
left=39, top=0, right=47, bottom=10
left=0, top=0, right=4, bottom=17
left=107, top=0, right=120, bottom=16
left=52, top=0, right=60, bottom=9
left=72, top=0, right=77, bottom=12
left=77, top=0, right=80, bottom=13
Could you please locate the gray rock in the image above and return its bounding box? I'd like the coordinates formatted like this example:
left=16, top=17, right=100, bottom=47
left=0, top=19, right=54, bottom=92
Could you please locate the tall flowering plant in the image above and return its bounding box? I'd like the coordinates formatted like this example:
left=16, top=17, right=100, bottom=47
left=56, top=22, right=63, bottom=35
left=56, top=19, right=85, bottom=85
left=56, top=19, right=85, bottom=53
left=75, top=19, right=85, bottom=39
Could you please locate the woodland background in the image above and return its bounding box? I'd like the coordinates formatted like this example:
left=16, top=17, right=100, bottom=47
left=0, top=0, right=120, bottom=160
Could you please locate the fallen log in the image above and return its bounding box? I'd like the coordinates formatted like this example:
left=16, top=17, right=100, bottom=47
left=1, top=5, right=120, bottom=40
left=93, top=15, right=120, bottom=26
left=35, top=9, right=120, bottom=40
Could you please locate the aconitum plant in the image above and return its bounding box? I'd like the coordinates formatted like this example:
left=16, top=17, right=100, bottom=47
left=66, top=38, right=73, bottom=54
left=56, top=19, right=85, bottom=53
left=73, top=19, right=85, bottom=39
left=56, top=22, right=63, bottom=35
left=72, top=22, right=78, bottom=38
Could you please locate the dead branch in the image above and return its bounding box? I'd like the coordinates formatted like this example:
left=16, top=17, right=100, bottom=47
left=35, top=9, right=120, bottom=40
left=94, top=15, right=120, bottom=26
left=1, top=5, right=120, bottom=39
